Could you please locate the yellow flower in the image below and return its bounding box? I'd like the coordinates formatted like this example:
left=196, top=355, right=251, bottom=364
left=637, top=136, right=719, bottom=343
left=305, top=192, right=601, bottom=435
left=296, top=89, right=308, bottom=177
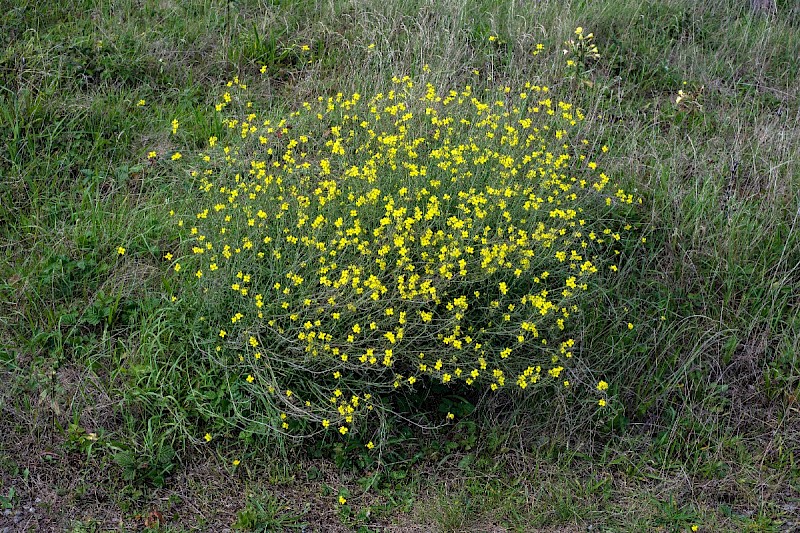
left=147, top=151, right=157, bottom=159
left=171, top=152, right=182, bottom=161
left=597, top=380, right=609, bottom=391
left=246, top=375, right=254, bottom=383
left=598, top=399, right=607, bottom=407
left=116, top=246, right=126, bottom=255
left=204, top=433, right=212, bottom=442
left=136, top=99, right=145, bottom=106
left=232, top=459, right=240, bottom=466
left=366, top=441, right=375, bottom=449
left=338, top=495, right=347, bottom=504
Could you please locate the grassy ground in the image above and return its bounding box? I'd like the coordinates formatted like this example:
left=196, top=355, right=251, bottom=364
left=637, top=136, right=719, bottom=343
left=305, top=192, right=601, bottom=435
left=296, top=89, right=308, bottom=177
left=1, top=0, right=799, bottom=531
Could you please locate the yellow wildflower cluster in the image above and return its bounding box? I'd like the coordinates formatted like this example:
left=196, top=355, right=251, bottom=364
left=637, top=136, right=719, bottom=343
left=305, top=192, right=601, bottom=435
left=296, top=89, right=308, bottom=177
left=563, top=27, right=601, bottom=82
left=170, top=72, right=634, bottom=440
left=564, top=27, right=600, bottom=61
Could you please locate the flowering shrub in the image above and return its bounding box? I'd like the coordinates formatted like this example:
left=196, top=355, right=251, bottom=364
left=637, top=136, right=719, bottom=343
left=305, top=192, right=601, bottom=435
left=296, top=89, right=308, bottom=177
left=167, top=65, right=633, bottom=445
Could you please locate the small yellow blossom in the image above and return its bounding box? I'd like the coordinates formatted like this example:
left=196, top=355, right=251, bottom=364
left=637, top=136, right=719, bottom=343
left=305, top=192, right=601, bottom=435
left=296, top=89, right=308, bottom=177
left=204, top=433, right=212, bottom=442
left=171, top=152, right=182, bottom=161
left=116, top=246, right=125, bottom=255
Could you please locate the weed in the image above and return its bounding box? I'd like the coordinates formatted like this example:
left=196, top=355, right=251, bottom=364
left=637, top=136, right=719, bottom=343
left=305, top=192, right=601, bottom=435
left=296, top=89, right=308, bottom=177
left=232, top=490, right=307, bottom=531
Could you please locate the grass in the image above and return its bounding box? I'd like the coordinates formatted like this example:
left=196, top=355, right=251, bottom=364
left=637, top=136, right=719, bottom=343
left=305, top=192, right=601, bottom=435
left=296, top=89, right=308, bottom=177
left=1, top=0, right=799, bottom=531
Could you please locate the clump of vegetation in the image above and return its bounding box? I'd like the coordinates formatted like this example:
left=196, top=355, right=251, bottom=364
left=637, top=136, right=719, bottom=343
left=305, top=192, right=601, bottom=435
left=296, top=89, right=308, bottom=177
left=563, top=26, right=601, bottom=84
left=167, top=59, right=634, bottom=446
